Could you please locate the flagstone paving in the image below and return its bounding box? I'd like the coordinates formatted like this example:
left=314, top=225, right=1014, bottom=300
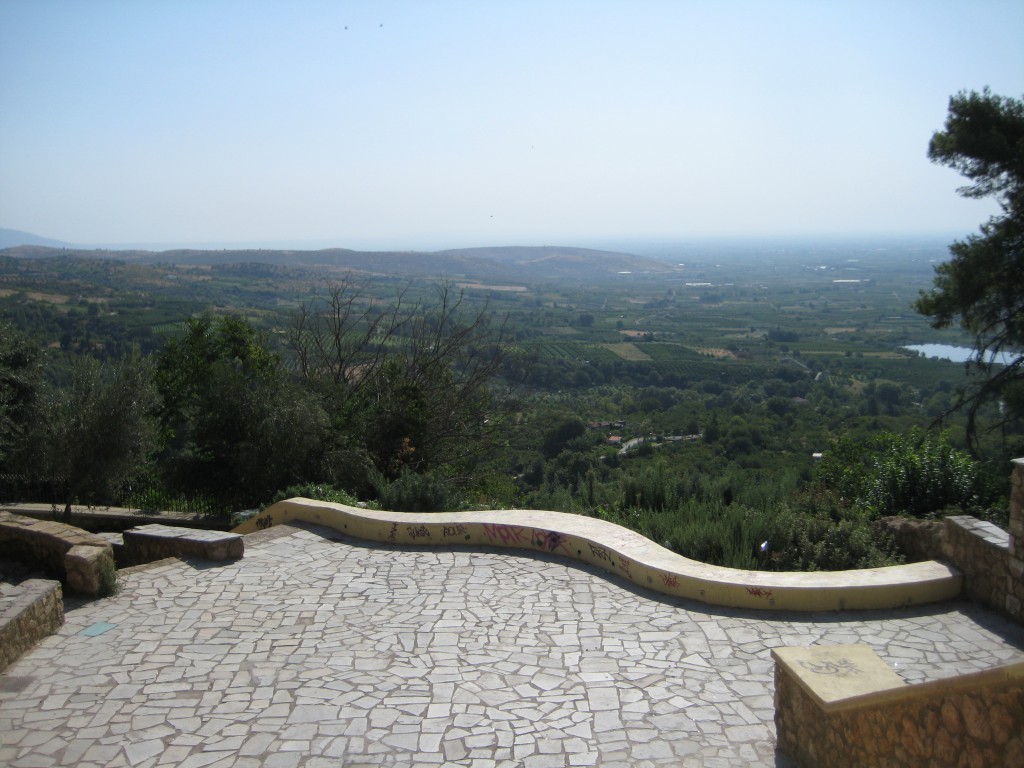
left=3, top=523, right=1024, bottom=767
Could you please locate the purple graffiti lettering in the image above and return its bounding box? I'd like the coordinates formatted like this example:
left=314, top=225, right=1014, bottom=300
left=482, top=523, right=527, bottom=545
left=531, top=529, right=570, bottom=555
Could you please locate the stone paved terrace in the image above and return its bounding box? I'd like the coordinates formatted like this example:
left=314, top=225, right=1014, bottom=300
left=2, top=523, right=1024, bottom=768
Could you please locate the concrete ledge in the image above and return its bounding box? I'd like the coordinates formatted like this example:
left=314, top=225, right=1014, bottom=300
left=772, top=643, right=907, bottom=713
left=0, top=579, right=64, bottom=670
left=235, top=499, right=963, bottom=611
left=122, top=524, right=243, bottom=566
left=773, top=643, right=1024, bottom=766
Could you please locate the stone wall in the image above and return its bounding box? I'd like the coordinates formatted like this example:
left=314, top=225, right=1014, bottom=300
left=774, top=654, right=1024, bottom=768
left=120, top=524, right=243, bottom=565
left=0, top=511, right=115, bottom=597
left=0, top=579, right=64, bottom=670
left=1011, top=458, right=1024, bottom=615
left=882, top=458, right=1024, bottom=625
left=945, top=514, right=1018, bottom=618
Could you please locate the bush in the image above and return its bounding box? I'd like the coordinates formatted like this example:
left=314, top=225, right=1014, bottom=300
left=816, top=429, right=983, bottom=519
left=269, top=483, right=362, bottom=507
left=97, top=554, right=119, bottom=597
left=373, top=469, right=462, bottom=512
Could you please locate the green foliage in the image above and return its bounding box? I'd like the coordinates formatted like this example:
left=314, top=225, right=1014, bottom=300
left=917, top=88, right=1024, bottom=446
left=768, top=490, right=903, bottom=571
left=541, top=417, right=588, bottom=459
left=271, top=483, right=362, bottom=507
left=155, top=314, right=329, bottom=507
left=564, top=457, right=905, bottom=571
left=372, top=469, right=462, bottom=512
left=120, top=468, right=228, bottom=517
left=4, top=232, right=1021, bottom=571
left=0, top=321, right=40, bottom=466
left=97, top=554, right=119, bottom=598
left=816, top=430, right=982, bottom=518
left=16, top=353, right=160, bottom=516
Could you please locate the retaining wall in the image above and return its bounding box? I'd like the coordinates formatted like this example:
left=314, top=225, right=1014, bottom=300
left=0, top=511, right=114, bottom=597
left=883, top=458, right=1024, bottom=625
left=773, top=644, right=1024, bottom=767
left=0, top=579, right=64, bottom=671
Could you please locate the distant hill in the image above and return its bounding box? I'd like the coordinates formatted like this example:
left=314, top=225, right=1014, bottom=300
left=0, top=243, right=678, bottom=285
left=0, top=228, right=72, bottom=249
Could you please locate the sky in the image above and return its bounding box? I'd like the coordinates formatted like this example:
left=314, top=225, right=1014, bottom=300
left=1, top=1, right=1023, bottom=250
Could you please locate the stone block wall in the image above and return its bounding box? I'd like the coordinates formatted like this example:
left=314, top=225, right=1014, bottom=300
left=945, top=515, right=1015, bottom=616
left=121, top=524, right=243, bottom=565
left=774, top=658, right=1024, bottom=768
left=0, top=579, right=64, bottom=670
left=0, top=511, right=115, bottom=597
left=1011, top=458, right=1024, bottom=615
left=882, top=459, right=1024, bottom=625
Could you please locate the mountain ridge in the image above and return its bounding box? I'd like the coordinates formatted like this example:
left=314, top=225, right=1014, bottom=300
left=0, top=240, right=678, bottom=285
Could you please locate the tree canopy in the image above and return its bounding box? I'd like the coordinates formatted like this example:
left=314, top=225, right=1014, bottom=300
left=916, top=88, right=1024, bottom=447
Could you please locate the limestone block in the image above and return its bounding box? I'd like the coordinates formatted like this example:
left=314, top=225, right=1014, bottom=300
left=122, top=524, right=243, bottom=565
left=773, top=644, right=1024, bottom=768
left=64, top=544, right=115, bottom=597
left=0, top=579, right=64, bottom=670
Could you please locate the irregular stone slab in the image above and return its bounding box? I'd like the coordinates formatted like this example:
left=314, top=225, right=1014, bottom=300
left=4, top=525, right=1022, bottom=768
left=235, top=499, right=962, bottom=611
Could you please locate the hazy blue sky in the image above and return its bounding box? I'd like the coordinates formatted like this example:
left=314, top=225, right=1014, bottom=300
left=1, top=1, right=1022, bottom=249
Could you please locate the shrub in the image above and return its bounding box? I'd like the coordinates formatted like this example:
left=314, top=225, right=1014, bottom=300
left=97, top=554, right=119, bottom=597
left=816, top=429, right=982, bottom=519
left=372, top=469, right=462, bottom=512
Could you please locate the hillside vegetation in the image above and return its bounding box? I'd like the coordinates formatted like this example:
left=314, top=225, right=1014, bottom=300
left=1, top=240, right=1018, bottom=571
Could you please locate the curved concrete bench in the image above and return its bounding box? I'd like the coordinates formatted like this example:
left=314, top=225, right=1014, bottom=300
left=235, top=499, right=962, bottom=612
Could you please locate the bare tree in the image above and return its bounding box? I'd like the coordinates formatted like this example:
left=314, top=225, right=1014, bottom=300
left=291, top=276, right=407, bottom=399
left=289, top=278, right=509, bottom=477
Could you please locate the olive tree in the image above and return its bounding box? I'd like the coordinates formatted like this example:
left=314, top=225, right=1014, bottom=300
left=22, top=354, right=159, bottom=520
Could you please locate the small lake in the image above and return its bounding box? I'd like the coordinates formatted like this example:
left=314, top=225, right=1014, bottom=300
left=903, top=344, right=1016, bottom=365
